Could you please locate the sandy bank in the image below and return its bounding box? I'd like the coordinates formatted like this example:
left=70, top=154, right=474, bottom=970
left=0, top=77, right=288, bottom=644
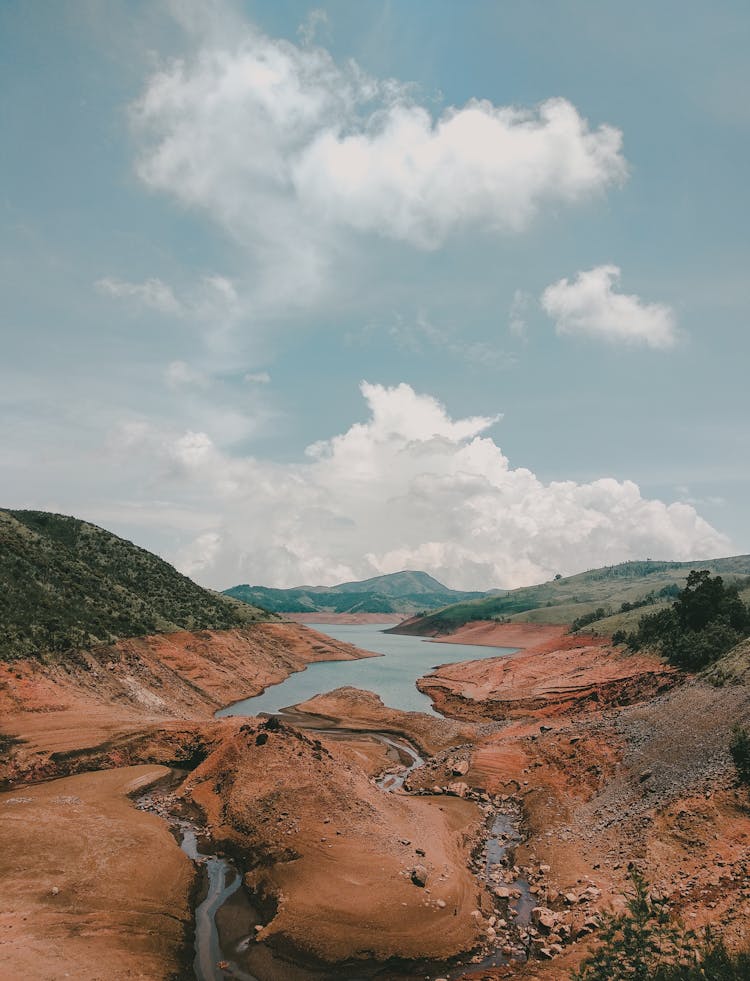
left=0, top=764, right=193, bottom=980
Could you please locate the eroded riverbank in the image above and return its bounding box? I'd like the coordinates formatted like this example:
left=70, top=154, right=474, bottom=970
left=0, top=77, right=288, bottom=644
left=136, top=711, right=538, bottom=981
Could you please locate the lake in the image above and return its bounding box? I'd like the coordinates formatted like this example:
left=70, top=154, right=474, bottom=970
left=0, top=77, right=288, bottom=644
left=217, top=621, right=517, bottom=718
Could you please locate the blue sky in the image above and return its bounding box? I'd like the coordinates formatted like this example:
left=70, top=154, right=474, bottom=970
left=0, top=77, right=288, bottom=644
left=2, top=1, right=748, bottom=590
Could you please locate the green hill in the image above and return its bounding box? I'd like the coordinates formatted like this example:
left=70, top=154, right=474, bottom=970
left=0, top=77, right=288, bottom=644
left=391, top=556, right=750, bottom=637
left=0, top=509, right=273, bottom=661
left=223, top=570, right=490, bottom=614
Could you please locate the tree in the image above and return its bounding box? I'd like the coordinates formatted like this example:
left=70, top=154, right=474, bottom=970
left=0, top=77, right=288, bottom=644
left=621, top=571, right=750, bottom=671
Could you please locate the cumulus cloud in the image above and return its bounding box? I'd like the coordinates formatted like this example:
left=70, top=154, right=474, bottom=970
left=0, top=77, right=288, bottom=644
left=117, top=383, right=730, bottom=590
left=131, top=10, right=627, bottom=303
left=541, top=265, right=678, bottom=348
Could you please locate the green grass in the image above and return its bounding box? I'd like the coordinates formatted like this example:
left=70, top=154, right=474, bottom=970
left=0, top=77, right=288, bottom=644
left=0, top=509, right=273, bottom=661
left=397, top=557, right=750, bottom=635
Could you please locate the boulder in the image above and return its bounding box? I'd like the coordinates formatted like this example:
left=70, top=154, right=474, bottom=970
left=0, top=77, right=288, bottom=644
left=531, top=907, right=558, bottom=930
left=411, top=864, right=428, bottom=887
left=446, top=781, right=469, bottom=798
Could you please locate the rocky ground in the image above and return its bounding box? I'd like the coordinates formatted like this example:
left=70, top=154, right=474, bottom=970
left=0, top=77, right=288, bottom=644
left=1, top=619, right=749, bottom=979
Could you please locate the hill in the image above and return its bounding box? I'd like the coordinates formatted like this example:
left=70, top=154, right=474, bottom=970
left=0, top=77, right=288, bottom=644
left=223, top=569, right=490, bottom=614
left=0, top=509, right=273, bottom=661
left=391, top=556, right=750, bottom=637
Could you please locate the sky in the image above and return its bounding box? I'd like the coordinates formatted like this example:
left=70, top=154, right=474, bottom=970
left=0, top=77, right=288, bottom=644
left=2, top=0, right=749, bottom=591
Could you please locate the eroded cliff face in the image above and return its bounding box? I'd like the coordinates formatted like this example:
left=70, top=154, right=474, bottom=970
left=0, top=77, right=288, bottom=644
left=0, top=621, right=374, bottom=783
left=418, top=625, right=675, bottom=721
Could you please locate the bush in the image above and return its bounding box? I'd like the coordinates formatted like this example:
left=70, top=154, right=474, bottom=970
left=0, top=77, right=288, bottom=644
left=572, top=868, right=695, bottom=981
left=730, top=726, right=750, bottom=785
left=571, top=607, right=610, bottom=632
left=573, top=869, right=750, bottom=981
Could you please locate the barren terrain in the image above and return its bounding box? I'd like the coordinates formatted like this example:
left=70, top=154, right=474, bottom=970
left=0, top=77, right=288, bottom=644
left=1, top=617, right=749, bottom=979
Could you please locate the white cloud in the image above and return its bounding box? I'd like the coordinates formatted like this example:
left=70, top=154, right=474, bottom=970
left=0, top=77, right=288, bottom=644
left=96, top=276, right=183, bottom=315
left=508, top=289, right=530, bottom=338
left=96, top=273, right=240, bottom=325
left=541, top=265, right=678, bottom=348
left=131, top=12, right=627, bottom=305
left=297, top=8, right=329, bottom=47
left=164, top=360, right=209, bottom=389
left=244, top=371, right=271, bottom=384
left=117, top=382, right=730, bottom=590
left=360, top=311, right=516, bottom=368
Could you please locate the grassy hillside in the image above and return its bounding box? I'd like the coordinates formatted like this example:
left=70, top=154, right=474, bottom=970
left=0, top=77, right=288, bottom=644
left=392, top=557, right=750, bottom=636
left=0, top=509, right=273, bottom=661
left=224, top=570, right=488, bottom=614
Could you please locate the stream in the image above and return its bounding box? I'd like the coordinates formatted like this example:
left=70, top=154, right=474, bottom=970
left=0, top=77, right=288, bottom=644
left=140, top=622, right=531, bottom=980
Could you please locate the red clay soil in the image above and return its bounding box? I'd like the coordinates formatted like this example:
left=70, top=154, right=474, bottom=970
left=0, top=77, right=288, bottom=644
left=430, top=621, right=570, bottom=651
left=2, top=616, right=750, bottom=979
left=408, top=633, right=750, bottom=979
left=291, top=685, right=479, bottom=754
left=0, top=622, right=374, bottom=780
left=182, top=716, right=487, bottom=964
left=419, top=625, right=676, bottom=720
left=0, top=765, right=193, bottom=981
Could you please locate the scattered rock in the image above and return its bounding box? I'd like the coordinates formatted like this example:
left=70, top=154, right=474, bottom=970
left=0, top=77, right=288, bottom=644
left=446, top=781, right=469, bottom=798
left=411, top=864, right=428, bottom=887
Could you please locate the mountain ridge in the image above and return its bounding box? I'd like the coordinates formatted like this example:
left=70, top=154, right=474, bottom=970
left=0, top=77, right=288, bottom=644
left=223, top=569, right=491, bottom=614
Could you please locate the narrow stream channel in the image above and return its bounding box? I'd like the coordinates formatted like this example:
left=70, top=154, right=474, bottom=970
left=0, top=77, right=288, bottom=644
left=141, top=622, right=529, bottom=980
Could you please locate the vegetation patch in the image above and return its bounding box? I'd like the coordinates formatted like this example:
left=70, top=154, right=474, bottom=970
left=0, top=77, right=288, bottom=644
left=730, top=726, right=750, bottom=785
left=573, top=868, right=750, bottom=980
left=614, top=571, right=750, bottom=671
left=0, top=509, right=273, bottom=662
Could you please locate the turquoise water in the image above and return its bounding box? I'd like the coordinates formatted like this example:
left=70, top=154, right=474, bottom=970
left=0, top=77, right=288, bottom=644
left=217, top=622, right=516, bottom=718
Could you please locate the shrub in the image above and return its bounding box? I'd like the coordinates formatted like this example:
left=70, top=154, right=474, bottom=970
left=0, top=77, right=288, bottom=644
left=730, top=726, right=750, bottom=785
left=572, top=868, right=695, bottom=981
left=573, top=869, right=750, bottom=981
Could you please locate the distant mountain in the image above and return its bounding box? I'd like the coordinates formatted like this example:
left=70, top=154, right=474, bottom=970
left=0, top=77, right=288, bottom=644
left=0, top=509, right=274, bottom=661
left=390, top=556, right=750, bottom=637
left=223, top=570, right=491, bottom=615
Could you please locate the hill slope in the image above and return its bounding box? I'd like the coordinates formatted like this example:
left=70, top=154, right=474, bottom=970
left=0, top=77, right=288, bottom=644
left=224, top=569, right=489, bottom=614
left=392, top=556, right=750, bottom=636
left=0, top=509, right=272, bottom=660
